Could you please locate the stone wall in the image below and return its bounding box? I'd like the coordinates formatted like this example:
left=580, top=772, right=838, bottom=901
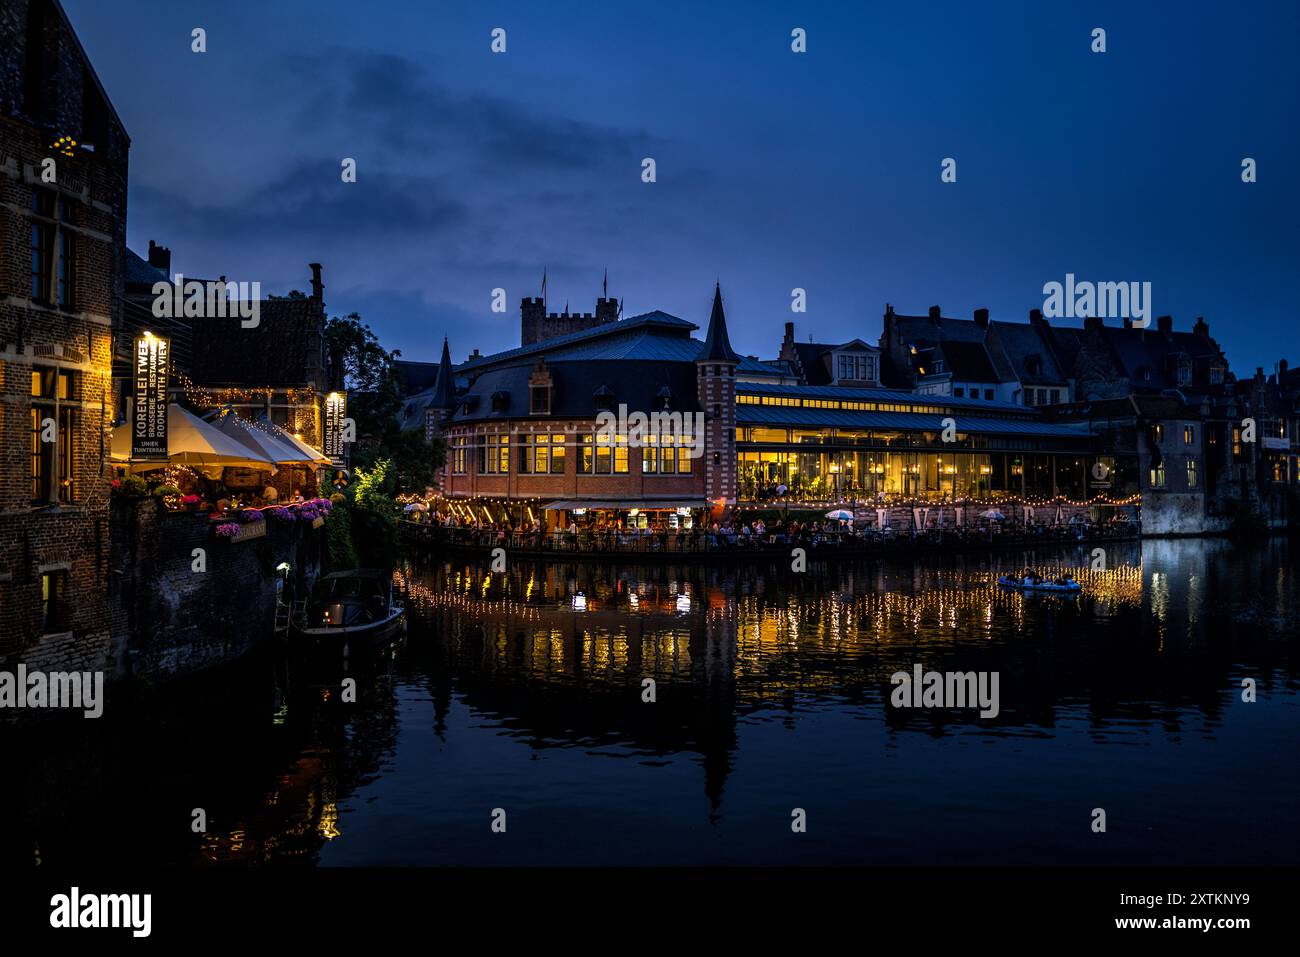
left=108, top=498, right=324, bottom=681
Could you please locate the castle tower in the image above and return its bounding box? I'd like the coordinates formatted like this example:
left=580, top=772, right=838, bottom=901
left=425, top=337, right=457, bottom=441
left=696, top=283, right=740, bottom=511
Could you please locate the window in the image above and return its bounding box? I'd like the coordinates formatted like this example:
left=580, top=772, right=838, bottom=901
left=1149, top=463, right=1166, bottom=489
left=480, top=434, right=509, bottom=473
left=984, top=389, right=993, bottom=401
left=1177, top=361, right=1192, bottom=386
left=1186, top=458, right=1198, bottom=488
left=1210, top=366, right=1224, bottom=385
left=953, top=387, right=964, bottom=398
left=932, top=360, right=945, bottom=375
left=30, top=366, right=74, bottom=504
left=582, top=433, right=627, bottom=474
left=1184, top=425, right=1195, bottom=445
left=30, top=191, right=74, bottom=307
left=677, top=436, right=694, bottom=474
left=520, top=433, right=565, bottom=473
left=1049, top=389, right=1060, bottom=405
left=41, top=571, right=67, bottom=634
left=451, top=436, right=467, bottom=474
left=1153, top=424, right=1165, bottom=443
left=642, top=436, right=657, bottom=474
left=530, top=385, right=550, bottom=415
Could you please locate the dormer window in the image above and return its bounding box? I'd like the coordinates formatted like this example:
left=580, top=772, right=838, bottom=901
left=657, top=385, right=673, bottom=409
left=932, top=360, right=945, bottom=375
left=593, top=385, right=614, bottom=412
left=528, top=358, right=553, bottom=414
left=491, top=391, right=510, bottom=413
left=1177, top=360, right=1192, bottom=386
left=1025, top=354, right=1043, bottom=376
left=1210, top=365, right=1224, bottom=385
left=835, top=353, right=878, bottom=383
left=530, top=385, right=551, bottom=414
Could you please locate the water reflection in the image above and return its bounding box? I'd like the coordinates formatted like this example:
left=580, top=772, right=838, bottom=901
left=4, top=537, right=1298, bottom=867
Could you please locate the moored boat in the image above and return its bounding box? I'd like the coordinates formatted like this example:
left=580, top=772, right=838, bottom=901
left=291, top=569, right=406, bottom=646
left=997, top=574, right=1082, bottom=594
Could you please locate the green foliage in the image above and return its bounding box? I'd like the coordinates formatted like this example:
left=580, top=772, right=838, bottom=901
left=118, top=475, right=148, bottom=497
left=324, top=313, right=446, bottom=493
left=324, top=498, right=358, bottom=570
left=350, top=459, right=399, bottom=567
left=153, top=484, right=181, bottom=498
left=326, top=312, right=401, bottom=422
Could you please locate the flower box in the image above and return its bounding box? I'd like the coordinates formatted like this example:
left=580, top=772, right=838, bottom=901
left=218, top=521, right=266, bottom=543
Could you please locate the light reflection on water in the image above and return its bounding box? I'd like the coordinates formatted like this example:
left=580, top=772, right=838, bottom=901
left=5, top=537, right=1298, bottom=867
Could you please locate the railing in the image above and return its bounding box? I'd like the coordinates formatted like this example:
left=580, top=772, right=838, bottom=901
left=399, top=520, right=1140, bottom=557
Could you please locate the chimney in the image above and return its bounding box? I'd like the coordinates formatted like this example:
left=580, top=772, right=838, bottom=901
left=309, top=263, right=324, bottom=301
left=973, top=308, right=989, bottom=328
left=1157, top=315, right=1173, bottom=334
left=1193, top=316, right=1209, bottom=337
left=1084, top=316, right=1103, bottom=332
left=928, top=305, right=942, bottom=323
left=470, top=348, right=482, bottom=360
left=147, top=240, right=171, bottom=273
left=1027, top=308, right=1043, bottom=327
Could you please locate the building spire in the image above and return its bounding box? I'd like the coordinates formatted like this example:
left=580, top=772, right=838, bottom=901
left=699, top=281, right=740, bottom=363
left=432, top=336, right=456, bottom=410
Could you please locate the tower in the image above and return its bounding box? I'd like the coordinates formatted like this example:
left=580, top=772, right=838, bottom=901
left=696, top=283, right=740, bottom=511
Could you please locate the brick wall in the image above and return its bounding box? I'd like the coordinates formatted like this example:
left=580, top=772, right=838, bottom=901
left=0, top=0, right=128, bottom=663
left=108, top=498, right=324, bottom=680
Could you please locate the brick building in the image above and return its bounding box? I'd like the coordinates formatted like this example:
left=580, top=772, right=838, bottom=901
left=0, top=0, right=128, bottom=667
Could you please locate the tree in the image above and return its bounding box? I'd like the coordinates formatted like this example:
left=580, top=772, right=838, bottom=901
left=324, top=313, right=446, bottom=494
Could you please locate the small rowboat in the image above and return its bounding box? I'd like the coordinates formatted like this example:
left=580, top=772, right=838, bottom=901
left=997, top=575, right=1082, bottom=594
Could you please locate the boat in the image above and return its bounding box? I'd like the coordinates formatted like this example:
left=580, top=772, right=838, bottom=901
left=291, top=569, right=406, bottom=646
left=997, top=575, right=1082, bottom=594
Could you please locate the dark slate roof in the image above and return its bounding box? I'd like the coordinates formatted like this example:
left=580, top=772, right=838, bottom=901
left=789, top=339, right=880, bottom=385
left=189, top=297, right=327, bottom=388
left=736, top=404, right=1092, bottom=440
left=699, top=284, right=740, bottom=363
left=460, top=311, right=697, bottom=371
left=448, top=359, right=703, bottom=424
left=394, top=359, right=441, bottom=396
left=989, top=320, right=1067, bottom=385
left=933, top=340, right=1002, bottom=382
left=1096, top=326, right=1224, bottom=393
left=124, top=247, right=167, bottom=290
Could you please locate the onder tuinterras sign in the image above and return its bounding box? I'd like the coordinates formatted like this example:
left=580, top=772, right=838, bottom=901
left=132, top=335, right=170, bottom=461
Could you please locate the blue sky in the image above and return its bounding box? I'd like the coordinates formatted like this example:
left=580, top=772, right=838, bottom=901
left=65, top=0, right=1299, bottom=373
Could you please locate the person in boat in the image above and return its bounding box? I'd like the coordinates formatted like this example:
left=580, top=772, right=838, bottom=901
left=1022, top=569, right=1042, bottom=585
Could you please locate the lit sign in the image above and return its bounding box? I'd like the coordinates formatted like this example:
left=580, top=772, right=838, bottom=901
left=132, top=334, right=170, bottom=461
left=323, top=392, right=348, bottom=463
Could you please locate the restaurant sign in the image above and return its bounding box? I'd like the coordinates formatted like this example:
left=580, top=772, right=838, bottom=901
left=323, top=391, right=348, bottom=463
left=132, top=334, right=170, bottom=461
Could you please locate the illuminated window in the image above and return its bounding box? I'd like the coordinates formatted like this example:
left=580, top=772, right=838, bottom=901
left=1186, top=459, right=1198, bottom=488
left=1149, top=463, right=1166, bottom=489
left=1184, top=425, right=1195, bottom=445
left=41, top=571, right=67, bottom=634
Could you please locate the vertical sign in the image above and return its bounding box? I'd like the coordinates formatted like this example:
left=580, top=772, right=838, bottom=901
left=132, top=335, right=170, bottom=460
left=323, top=391, right=347, bottom=464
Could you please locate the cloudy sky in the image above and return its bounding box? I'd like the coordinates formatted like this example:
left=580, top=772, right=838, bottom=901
left=65, top=0, right=1299, bottom=373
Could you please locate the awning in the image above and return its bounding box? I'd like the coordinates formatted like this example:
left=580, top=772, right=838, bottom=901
left=254, top=414, right=333, bottom=465
left=212, top=411, right=322, bottom=470
left=543, top=499, right=707, bottom=511
left=110, top=404, right=275, bottom=477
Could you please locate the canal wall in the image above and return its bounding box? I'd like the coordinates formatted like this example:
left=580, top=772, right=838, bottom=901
left=108, top=498, right=324, bottom=682
left=1140, top=492, right=1231, bottom=536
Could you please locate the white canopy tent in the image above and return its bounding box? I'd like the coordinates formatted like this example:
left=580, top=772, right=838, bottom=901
left=211, top=412, right=323, bottom=471
left=110, top=404, right=274, bottom=478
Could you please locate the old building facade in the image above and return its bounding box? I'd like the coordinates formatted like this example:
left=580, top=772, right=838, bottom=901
left=0, top=0, right=128, bottom=669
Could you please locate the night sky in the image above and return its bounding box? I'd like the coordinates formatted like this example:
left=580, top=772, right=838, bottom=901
left=64, top=0, right=1299, bottom=374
